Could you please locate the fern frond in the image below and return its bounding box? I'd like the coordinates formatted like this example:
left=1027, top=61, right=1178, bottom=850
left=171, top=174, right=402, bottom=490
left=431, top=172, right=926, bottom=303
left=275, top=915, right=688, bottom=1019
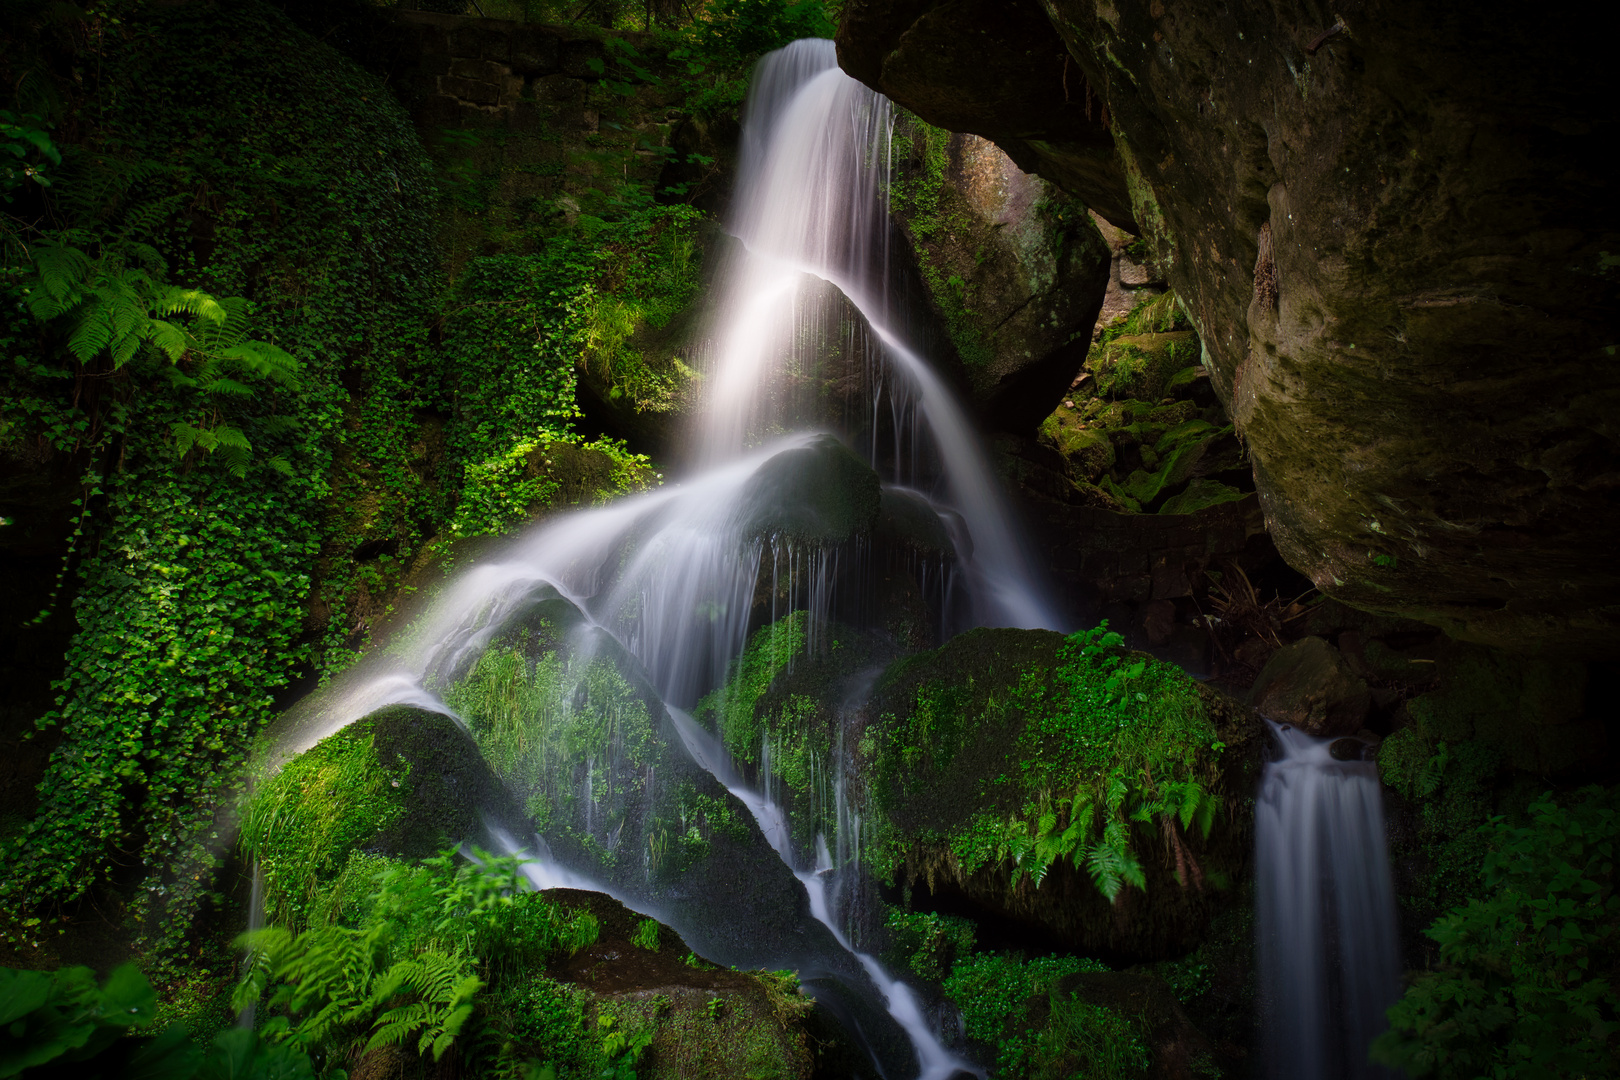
left=32, top=243, right=93, bottom=302
left=148, top=319, right=190, bottom=361
left=67, top=307, right=113, bottom=365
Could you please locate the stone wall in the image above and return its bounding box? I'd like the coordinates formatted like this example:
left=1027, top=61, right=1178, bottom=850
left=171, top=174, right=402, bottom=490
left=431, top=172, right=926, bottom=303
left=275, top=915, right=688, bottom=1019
left=388, top=12, right=686, bottom=272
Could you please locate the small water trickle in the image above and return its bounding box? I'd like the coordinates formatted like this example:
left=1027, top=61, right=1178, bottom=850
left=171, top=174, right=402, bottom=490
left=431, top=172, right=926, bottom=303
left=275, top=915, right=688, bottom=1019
left=1256, top=719, right=1401, bottom=1080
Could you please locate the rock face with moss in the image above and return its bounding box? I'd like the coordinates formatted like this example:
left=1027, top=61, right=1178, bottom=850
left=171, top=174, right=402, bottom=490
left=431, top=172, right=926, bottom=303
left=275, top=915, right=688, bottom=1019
left=888, top=117, right=1112, bottom=432
left=861, top=626, right=1262, bottom=959
left=837, top=0, right=1620, bottom=655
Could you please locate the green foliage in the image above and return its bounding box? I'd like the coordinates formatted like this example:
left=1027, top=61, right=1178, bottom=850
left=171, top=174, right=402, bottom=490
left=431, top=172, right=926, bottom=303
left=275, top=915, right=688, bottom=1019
left=0, top=963, right=314, bottom=1080
left=449, top=431, right=655, bottom=539
left=1027, top=992, right=1151, bottom=1080
left=884, top=910, right=976, bottom=982
left=0, top=110, right=59, bottom=201
left=1373, top=787, right=1620, bottom=1079
left=0, top=0, right=439, bottom=944
left=694, top=611, right=808, bottom=764
left=960, top=623, right=1222, bottom=901
left=941, top=951, right=1110, bottom=1076
left=240, top=732, right=408, bottom=930
left=235, top=849, right=599, bottom=1069
left=630, top=918, right=660, bottom=952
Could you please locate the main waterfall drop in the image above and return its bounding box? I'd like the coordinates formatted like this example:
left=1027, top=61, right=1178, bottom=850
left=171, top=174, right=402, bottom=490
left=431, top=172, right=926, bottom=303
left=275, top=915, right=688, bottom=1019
left=267, top=38, right=1061, bottom=1080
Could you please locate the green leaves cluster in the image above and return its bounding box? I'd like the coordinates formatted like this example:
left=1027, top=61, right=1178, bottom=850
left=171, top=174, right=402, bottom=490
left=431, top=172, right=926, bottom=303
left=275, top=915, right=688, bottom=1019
left=956, top=623, right=1223, bottom=901
left=1373, top=786, right=1620, bottom=1079
left=234, top=849, right=600, bottom=1071
left=0, top=963, right=313, bottom=1080
left=941, top=951, right=1115, bottom=1077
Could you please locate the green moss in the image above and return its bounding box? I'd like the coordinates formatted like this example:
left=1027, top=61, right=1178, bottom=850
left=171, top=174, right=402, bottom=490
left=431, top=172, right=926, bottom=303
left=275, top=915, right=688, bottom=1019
left=695, top=612, right=808, bottom=766
left=241, top=728, right=408, bottom=929
left=888, top=113, right=995, bottom=369
left=445, top=635, right=657, bottom=867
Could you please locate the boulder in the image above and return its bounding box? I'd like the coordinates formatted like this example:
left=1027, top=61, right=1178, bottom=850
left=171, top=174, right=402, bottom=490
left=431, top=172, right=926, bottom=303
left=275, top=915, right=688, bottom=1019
left=860, top=627, right=1264, bottom=959
left=736, top=435, right=883, bottom=545
left=837, top=0, right=1620, bottom=656
left=1248, top=637, right=1370, bottom=737
left=887, top=122, right=1112, bottom=432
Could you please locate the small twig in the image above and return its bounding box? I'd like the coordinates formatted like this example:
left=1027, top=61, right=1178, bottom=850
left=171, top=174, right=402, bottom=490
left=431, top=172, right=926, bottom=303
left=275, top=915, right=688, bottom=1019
left=1306, top=22, right=1344, bottom=55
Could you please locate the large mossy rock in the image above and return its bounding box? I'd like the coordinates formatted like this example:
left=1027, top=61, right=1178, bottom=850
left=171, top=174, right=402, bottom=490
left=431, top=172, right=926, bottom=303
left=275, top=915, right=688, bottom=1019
left=887, top=120, right=1112, bottom=432
left=736, top=436, right=883, bottom=545
left=861, top=627, right=1262, bottom=960
left=242, top=705, right=528, bottom=928
left=837, top=0, right=1620, bottom=656
left=539, top=890, right=824, bottom=1080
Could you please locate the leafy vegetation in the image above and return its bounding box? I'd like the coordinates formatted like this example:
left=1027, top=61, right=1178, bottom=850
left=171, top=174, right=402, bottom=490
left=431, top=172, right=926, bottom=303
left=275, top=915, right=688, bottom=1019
left=874, top=623, right=1224, bottom=903
left=0, top=962, right=315, bottom=1079
left=1372, top=787, right=1619, bottom=1079
left=694, top=611, right=808, bottom=766
left=884, top=909, right=976, bottom=982
left=941, top=950, right=1134, bottom=1077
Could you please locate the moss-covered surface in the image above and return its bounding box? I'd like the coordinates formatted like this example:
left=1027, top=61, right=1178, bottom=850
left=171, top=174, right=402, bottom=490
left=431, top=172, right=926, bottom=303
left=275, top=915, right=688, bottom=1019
left=736, top=435, right=882, bottom=546
left=242, top=705, right=523, bottom=929
left=539, top=889, right=820, bottom=1080
left=862, top=626, right=1261, bottom=960
left=885, top=112, right=1111, bottom=431
left=1032, top=291, right=1253, bottom=515
left=442, top=593, right=728, bottom=884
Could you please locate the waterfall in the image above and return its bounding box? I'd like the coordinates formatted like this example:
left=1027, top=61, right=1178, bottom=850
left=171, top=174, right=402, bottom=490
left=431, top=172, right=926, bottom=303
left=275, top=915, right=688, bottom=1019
left=261, top=36, right=1061, bottom=1080
left=1256, top=720, right=1402, bottom=1080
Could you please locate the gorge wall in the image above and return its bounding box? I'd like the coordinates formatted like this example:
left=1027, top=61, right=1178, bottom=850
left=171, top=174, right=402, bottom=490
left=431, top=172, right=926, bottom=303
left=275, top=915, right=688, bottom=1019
left=837, top=0, right=1620, bottom=656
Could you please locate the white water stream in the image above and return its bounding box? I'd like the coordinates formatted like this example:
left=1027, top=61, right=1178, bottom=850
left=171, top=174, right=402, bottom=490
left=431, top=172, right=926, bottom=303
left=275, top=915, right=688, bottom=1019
left=1256, top=720, right=1401, bottom=1080
left=261, top=37, right=1075, bottom=1079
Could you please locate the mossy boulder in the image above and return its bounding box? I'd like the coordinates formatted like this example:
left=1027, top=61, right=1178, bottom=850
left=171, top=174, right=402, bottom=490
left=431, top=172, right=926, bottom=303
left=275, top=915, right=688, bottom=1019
left=887, top=118, right=1112, bottom=433
left=862, top=627, right=1262, bottom=960
left=875, top=487, right=963, bottom=561
left=537, top=890, right=823, bottom=1080
left=243, top=705, right=527, bottom=928
left=1248, top=636, right=1371, bottom=737
left=736, top=435, right=882, bottom=545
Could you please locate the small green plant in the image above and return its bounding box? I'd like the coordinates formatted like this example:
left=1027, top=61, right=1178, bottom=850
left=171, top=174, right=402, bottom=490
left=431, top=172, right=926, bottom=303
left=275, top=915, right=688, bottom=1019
left=630, top=918, right=660, bottom=952
left=965, top=622, right=1222, bottom=901
left=942, top=951, right=1110, bottom=1076
left=885, top=909, right=977, bottom=981
left=1028, top=992, right=1151, bottom=1080
left=0, top=963, right=315, bottom=1079
left=1372, top=786, right=1620, bottom=1079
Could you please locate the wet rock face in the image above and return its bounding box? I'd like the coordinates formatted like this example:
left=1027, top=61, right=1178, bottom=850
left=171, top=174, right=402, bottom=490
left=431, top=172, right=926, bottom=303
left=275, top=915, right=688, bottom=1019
left=1249, top=636, right=1371, bottom=738
left=839, top=0, right=1133, bottom=229
left=888, top=125, right=1112, bottom=433
left=839, top=0, right=1620, bottom=656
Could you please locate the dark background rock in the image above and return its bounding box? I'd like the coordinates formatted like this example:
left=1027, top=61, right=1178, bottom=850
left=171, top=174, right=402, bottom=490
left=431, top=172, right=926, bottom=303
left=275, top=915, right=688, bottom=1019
left=1248, top=636, right=1371, bottom=737
left=838, top=0, right=1135, bottom=229
left=887, top=126, right=1113, bottom=433
left=837, top=0, right=1620, bottom=657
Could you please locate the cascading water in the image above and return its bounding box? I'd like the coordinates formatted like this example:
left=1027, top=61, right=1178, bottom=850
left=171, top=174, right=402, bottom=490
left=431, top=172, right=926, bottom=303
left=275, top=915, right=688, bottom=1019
left=265, top=37, right=1057, bottom=1080
left=1256, top=720, right=1402, bottom=1080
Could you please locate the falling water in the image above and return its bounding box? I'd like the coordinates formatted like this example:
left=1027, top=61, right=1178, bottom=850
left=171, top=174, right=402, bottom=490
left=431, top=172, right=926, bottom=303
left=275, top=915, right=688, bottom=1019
left=700, top=38, right=1056, bottom=631
left=1256, top=721, right=1401, bottom=1080
left=669, top=707, right=979, bottom=1080
left=260, top=37, right=1062, bottom=1079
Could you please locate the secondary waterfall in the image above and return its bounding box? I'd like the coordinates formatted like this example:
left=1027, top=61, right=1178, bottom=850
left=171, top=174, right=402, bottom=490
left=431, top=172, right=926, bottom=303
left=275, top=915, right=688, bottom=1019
left=1256, top=721, right=1401, bottom=1080
left=263, top=36, right=1059, bottom=1080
